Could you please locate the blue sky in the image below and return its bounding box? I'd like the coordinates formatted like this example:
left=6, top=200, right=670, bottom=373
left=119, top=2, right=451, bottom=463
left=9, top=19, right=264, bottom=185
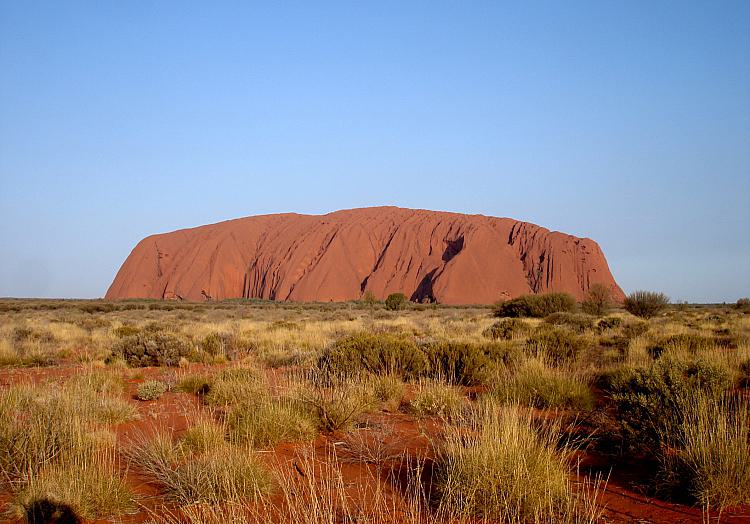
left=1, top=1, right=748, bottom=302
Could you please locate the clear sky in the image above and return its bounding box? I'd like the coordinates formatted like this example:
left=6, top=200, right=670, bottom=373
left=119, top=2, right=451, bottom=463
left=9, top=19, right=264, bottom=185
left=1, top=1, right=748, bottom=302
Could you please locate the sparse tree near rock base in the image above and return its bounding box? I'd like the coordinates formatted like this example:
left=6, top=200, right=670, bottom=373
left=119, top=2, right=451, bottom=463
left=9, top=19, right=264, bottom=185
left=624, top=290, right=670, bottom=319
left=581, top=283, right=612, bottom=316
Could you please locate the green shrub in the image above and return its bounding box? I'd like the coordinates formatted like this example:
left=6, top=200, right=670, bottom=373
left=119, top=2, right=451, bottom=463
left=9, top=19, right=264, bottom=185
left=580, top=283, right=612, bottom=316
left=543, top=312, right=595, bottom=334
left=137, top=380, right=168, bottom=401
left=423, top=341, right=516, bottom=386
left=317, top=332, right=427, bottom=380
left=111, top=332, right=191, bottom=367
left=624, top=291, right=670, bottom=319
left=493, top=293, right=576, bottom=318
left=482, top=318, right=529, bottom=340
left=385, top=293, right=407, bottom=311
left=605, top=358, right=732, bottom=453
left=525, top=327, right=585, bottom=365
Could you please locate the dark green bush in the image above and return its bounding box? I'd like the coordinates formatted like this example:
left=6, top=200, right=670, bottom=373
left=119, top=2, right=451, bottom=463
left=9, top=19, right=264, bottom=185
left=493, top=292, right=576, bottom=318
left=318, top=332, right=426, bottom=379
left=423, top=341, right=516, bottom=386
left=112, top=332, right=192, bottom=367
left=482, top=318, right=529, bottom=340
left=543, top=312, right=595, bottom=333
left=385, top=293, right=407, bottom=311
left=524, top=326, right=585, bottom=365
left=605, top=358, right=732, bottom=453
left=624, top=291, right=670, bottom=319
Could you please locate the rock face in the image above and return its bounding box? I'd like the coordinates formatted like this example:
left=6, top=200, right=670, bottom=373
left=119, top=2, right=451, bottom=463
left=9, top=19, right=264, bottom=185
left=106, top=207, right=624, bottom=304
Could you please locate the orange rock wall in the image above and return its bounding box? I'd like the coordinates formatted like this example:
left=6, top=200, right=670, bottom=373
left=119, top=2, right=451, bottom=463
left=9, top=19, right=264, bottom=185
left=106, top=207, right=624, bottom=304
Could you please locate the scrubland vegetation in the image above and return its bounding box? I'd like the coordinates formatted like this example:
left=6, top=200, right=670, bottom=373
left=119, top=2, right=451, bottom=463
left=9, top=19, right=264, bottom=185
left=0, top=294, right=748, bottom=523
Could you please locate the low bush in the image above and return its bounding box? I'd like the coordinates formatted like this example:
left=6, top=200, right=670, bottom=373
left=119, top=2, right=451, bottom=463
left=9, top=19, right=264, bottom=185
left=137, top=380, right=168, bottom=401
left=317, top=332, right=427, bottom=380
left=543, top=312, right=595, bottom=334
left=525, top=327, right=586, bottom=365
left=423, top=341, right=509, bottom=386
left=493, top=292, right=576, bottom=318
left=482, top=318, right=529, bottom=340
left=111, top=332, right=192, bottom=367
left=605, top=358, right=732, bottom=453
left=624, top=291, right=670, bottom=319
left=385, top=293, right=407, bottom=311
left=736, top=297, right=750, bottom=311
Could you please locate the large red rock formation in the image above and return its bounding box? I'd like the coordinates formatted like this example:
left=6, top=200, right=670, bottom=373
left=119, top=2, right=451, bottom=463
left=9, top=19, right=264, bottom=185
left=106, top=207, right=624, bottom=304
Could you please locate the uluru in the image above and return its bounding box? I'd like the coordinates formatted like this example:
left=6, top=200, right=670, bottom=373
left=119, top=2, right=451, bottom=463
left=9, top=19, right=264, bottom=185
left=106, top=207, right=624, bottom=305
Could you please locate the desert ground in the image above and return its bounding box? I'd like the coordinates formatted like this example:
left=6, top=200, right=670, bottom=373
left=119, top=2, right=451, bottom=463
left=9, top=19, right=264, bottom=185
left=0, top=294, right=748, bottom=523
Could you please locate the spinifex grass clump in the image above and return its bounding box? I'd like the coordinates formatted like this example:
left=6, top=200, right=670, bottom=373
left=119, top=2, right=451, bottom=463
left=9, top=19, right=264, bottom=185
left=432, top=401, right=598, bottom=522
left=492, top=358, right=594, bottom=410
left=658, top=395, right=750, bottom=511
left=127, top=430, right=271, bottom=504
left=0, top=375, right=136, bottom=520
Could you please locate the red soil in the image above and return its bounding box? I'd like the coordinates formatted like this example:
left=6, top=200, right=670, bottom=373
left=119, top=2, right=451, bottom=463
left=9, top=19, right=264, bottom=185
left=2, top=364, right=748, bottom=523
left=106, top=206, right=624, bottom=304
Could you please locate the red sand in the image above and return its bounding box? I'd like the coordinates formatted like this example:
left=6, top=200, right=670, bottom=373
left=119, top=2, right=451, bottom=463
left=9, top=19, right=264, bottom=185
left=107, top=207, right=623, bottom=304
